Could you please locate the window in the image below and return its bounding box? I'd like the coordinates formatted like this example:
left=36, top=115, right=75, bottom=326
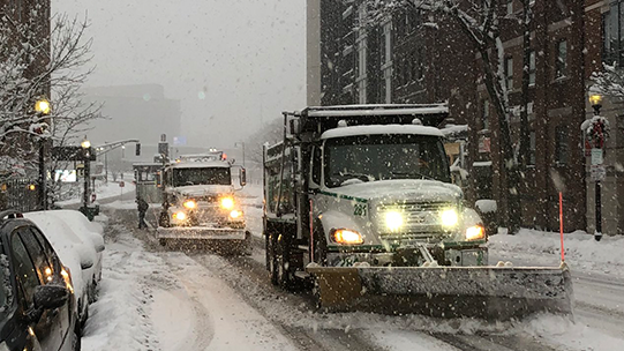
left=506, top=0, right=514, bottom=15
left=555, top=126, right=568, bottom=165
left=417, top=47, right=424, bottom=80
left=311, top=146, right=322, bottom=185
left=555, top=40, right=567, bottom=79
left=529, top=50, right=536, bottom=86
left=529, top=131, right=536, bottom=165
left=505, top=57, right=513, bottom=90
left=11, top=233, right=41, bottom=307
left=18, top=228, right=50, bottom=284
left=383, top=21, right=392, bottom=103
left=482, top=99, right=490, bottom=130
left=603, top=1, right=624, bottom=65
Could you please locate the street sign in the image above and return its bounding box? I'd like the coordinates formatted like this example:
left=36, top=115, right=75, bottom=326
left=119, top=181, right=125, bottom=188
left=591, top=148, right=603, bottom=165
left=591, top=165, right=606, bottom=182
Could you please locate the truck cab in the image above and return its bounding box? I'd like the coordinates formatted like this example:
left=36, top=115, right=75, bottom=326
left=264, top=105, right=487, bottom=287
left=156, top=152, right=250, bottom=252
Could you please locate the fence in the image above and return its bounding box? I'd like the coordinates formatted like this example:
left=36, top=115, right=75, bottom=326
left=0, top=179, right=40, bottom=212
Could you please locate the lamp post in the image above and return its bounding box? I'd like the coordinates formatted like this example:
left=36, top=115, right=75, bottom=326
left=34, top=98, right=51, bottom=210
left=588, top=93, right=605, bottom=241
left=81, top=137, right=91, bottom=211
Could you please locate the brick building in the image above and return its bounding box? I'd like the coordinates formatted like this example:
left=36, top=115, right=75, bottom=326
left=307, top=0, right=624, bottom=233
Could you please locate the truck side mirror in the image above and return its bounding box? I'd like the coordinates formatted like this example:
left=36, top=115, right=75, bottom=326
left=135, top=143, right=141, bottom=156
left=289, top=119, right=301, bottom=135
left=240, top=168, right=247, bottom=187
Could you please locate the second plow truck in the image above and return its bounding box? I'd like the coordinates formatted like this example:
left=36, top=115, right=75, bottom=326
left=157, top=151, right=251, bottom=253
left=263, top=104, right=572, bottom=320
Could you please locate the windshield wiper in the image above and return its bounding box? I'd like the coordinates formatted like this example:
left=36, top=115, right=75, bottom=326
left=390, top=171, right=434, bottom=181
left=334, top=171, right=375, bottom=182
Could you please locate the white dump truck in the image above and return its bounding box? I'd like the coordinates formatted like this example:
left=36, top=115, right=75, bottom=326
left=263, top=104, right=572, bottom=320
left=157, top=151, right=250, bottom=253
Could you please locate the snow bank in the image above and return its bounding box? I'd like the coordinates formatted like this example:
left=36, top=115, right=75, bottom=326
left=82, top=232, right=169, bottom=351
left=489, top=228, right=624, bottom=277
left=475, top=199, right=497, bottom=213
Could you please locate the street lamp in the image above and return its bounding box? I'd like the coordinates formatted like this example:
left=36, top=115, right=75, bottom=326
left=588, top=93, right=605, bottom=241
left=81, top=137, right=91, bottom=212
left=589, top=94, right=603, bottom=115
left=34, top=97, right=51, bottom=210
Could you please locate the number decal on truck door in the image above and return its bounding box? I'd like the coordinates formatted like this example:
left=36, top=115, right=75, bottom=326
left=354, top=203, right=367, bottom=216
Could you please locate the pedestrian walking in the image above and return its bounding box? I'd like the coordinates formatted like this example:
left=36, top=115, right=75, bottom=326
left=136, top=197, right=149, bottom=229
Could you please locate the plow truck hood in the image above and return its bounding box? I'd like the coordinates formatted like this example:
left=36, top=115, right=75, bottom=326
left=170, top=185, right=234, bottom=197
left=329, top=179, right=463, bottom=204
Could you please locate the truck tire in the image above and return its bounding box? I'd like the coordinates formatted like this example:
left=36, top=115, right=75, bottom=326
left=276, top=235, right=294, bottom=290
left=268, top=233, right=279, bottom=286
left=158, top=211, right=170, bottom=228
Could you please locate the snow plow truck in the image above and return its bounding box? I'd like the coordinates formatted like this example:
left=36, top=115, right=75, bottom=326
left=157, top=152, right=251, bottom=253
left=263, top=104, right=572, bottom=320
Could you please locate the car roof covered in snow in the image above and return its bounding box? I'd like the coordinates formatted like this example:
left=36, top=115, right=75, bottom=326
left=321, top=124, right=444, bottom=140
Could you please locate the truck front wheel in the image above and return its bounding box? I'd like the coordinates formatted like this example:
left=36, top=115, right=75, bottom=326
left=268, top=233, right=278, bottom=285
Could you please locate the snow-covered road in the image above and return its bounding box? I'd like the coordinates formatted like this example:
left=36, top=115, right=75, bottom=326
left=83, top=193, right=624, bottom=351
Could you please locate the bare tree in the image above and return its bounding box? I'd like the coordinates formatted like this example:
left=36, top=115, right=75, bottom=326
left=0, top=5, right=102, bottom=206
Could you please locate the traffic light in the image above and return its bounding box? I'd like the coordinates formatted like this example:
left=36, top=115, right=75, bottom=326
left=135, top=143, right=141, bottom=156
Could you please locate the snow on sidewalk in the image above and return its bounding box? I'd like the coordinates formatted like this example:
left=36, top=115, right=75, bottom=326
left=489, top=228, right=624, bottom=277
left=57, top=181, right=135, bottom=206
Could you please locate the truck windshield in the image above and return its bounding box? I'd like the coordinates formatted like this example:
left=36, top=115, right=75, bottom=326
left=172, top=167, right=231, bottom=186
left=324, top=134, right=451, bottom=188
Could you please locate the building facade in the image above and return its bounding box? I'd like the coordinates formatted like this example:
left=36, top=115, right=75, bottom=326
left=307, top=0, right=624, bottom=233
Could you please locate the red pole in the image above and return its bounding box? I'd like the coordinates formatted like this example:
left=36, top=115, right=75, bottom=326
left=559, top=192, right=565, bottom=262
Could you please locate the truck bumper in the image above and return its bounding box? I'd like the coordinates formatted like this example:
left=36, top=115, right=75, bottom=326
left=156, top=226, right=247, bottom=240
left=326, top=245, right=488, bottom=267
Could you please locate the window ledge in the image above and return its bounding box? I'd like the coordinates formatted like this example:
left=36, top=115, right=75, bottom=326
left=551, top=76, right=570, bottom=84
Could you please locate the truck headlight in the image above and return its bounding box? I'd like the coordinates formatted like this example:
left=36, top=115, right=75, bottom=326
left=331, top=229, right=364, bottom=245
left=220, top=197, right=235, bottom=210
left=173, top=211, right=187, bottom=221
left=385, top=211, right=403, bottom=232
left=229, top=210, right=242, bottom=219
left=466, top=225, right=485, bottom=241
left=183, top=200, right=197, bottom=209
left=440, top=208, right=459, bottom=227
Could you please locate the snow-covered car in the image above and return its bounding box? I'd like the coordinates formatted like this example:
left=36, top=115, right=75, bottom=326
left=24, top=211, right=101, bottom=327
left=47, top=210, right=105, bottom=295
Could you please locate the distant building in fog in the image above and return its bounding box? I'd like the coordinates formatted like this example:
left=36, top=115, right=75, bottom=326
left=83, top=84, right=181, bottom=146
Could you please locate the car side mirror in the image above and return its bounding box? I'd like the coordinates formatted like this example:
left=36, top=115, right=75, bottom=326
left=34, top=284, right=68, bottom=310
left=240, top=167, right=247, bottom=187
left=81, top=258, right=94, bottom=270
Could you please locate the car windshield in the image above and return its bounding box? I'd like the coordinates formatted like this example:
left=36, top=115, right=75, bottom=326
left=324, top=134, right=451, bottom=188
left=172, top=167, right=231, bottom=187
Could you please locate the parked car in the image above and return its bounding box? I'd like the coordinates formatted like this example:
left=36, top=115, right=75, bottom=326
left=24, top=211, right=101, bottom=328
left=0, top=210, right=80, bottom=351
left=42, top=210, right=105, bottom=301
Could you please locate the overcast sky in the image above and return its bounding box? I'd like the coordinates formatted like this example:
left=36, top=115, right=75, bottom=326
left=54, top=0, right=306, bottom=149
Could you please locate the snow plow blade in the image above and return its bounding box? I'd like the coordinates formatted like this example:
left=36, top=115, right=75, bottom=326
left=307, top=264, right=573, bottom=320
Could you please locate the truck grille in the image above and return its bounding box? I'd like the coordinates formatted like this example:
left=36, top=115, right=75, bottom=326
left=375, top=201, right=455, bottom=241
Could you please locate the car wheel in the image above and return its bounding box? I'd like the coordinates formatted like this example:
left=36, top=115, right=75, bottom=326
left=73, top=320, right=82, bottom=351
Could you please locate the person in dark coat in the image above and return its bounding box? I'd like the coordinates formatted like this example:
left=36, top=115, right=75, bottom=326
left=136, top=198, right=149, bottom=229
